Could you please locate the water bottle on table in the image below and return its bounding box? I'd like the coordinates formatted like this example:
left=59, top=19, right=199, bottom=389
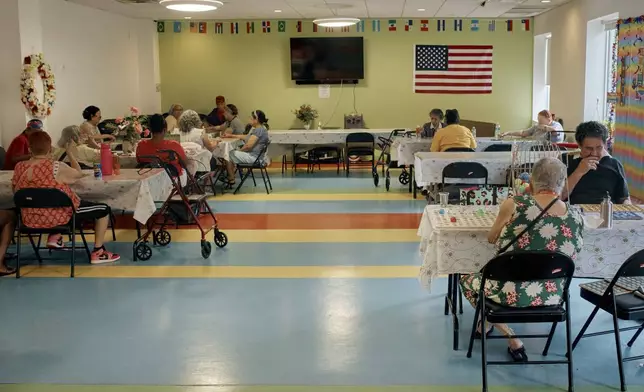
left=93, top=163, right=102, bottom=180
left=599, top=192, right=613, bottom=229
left=495, top=123, right=501, bottom=139
left=471, top=126, right=477, bottom=138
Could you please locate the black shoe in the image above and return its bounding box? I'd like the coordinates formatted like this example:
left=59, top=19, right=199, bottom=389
left=507, top=346, right=528, bottom=362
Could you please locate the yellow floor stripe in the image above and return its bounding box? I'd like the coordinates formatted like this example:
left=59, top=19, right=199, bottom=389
left=16, top=265, right=419, bottom=278
left=108, top=229, right=418, bottom=243
left=210, top=193, right=414, bottom=201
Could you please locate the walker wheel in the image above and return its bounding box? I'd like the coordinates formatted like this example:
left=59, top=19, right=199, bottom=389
left=135, top=243, right=152, bottom=261
left=154, top=230, right=172, bottom=246
left=373, top=172, right=379, bottom=187
left=385, top=177, right=390, bottom=191
left=399, top=171, right=410, bottom=185
left=201, top=240, right=212, bottom=259
left=214, top=230, right=228, bottom=248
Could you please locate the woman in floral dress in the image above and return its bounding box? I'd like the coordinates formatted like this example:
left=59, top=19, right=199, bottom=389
left=460, top=157, right=584, bottom=362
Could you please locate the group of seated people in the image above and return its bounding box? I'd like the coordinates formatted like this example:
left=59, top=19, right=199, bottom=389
left=417, top=108, right=565, bottom=152
left=0, top=96, right=272, bottom=275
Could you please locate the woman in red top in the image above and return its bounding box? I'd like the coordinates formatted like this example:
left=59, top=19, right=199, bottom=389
left=136, top=114, right=188, bottom=176
left=11, top=131, right=120, bottom=264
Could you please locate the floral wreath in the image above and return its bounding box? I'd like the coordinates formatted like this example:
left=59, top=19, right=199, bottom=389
left=20, top=53, right=56, bottom=118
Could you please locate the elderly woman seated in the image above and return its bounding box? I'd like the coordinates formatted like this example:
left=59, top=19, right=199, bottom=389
left=165, top=104, right=183, bottom=134
left=459, top=157, right=584, bottom=362
left=12, top=131, right=119, bottom=263
left=54, top=125, right=99, bottom=169
left=178, top=110, right=219, bottom=152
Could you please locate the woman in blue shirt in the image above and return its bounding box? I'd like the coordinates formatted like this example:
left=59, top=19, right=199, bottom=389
left=224, top=110, right=270, bottom=187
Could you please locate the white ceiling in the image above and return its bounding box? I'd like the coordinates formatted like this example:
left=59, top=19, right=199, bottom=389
left=66, top=0, right=572, bottom=20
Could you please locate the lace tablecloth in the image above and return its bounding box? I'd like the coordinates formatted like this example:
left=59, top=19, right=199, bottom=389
left=417, top=205, right=644, bottom=289
left=269, top=129, right=398, bottom=145
left=394, top=137, right=516, bottom=166
left=413, top=152, right=511, bottom=186
left=211, top=138, right=242, bottom=161
left=0, top=169, right=171, bottom=224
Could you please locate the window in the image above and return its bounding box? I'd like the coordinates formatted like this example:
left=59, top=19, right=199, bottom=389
left=604, top=25, right=618, bottom=135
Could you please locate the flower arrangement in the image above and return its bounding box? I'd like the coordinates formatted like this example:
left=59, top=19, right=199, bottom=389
left=293, top=104, right=318, bottom=128
left=20, top=54, right=56, bottom=118
left=106, top=106, right=149, bottom=143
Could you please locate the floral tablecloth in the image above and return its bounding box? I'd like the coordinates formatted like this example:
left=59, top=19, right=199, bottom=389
left=394, top=137, right=516, bottom=166
left=417, top=205, right=644, bottom=289
left=0, top=169, right=171, bottom=224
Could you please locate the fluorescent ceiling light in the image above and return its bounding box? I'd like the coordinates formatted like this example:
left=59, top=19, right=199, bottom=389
left=541, top=0, right=551, bottom=3
left=274, top=9, right=282, bottom=13
left=418, top=8, right=426, bottom=11
left=313, top=18, right=361, bottom=28
left=159, top=0, right=223, bottom=12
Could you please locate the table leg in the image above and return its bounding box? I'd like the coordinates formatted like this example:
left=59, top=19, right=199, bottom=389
left=409, top=165, right=414, bottom=194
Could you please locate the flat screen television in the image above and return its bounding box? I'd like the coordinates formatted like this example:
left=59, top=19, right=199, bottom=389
left=290, top=37, right=364, bottom=84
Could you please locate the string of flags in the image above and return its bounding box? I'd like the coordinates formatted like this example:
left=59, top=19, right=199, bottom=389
left=156, top=19, right=531, bottom=34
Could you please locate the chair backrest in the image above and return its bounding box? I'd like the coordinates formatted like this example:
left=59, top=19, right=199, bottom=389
left=613, top=249, right=644, bottom=279
left=482, top=250, right=575, bottom=289
left=442, top=162, right=488, bottom=184
left=445, top=147, right=475, bottom=152
left=0, top=146, right=5, bottom=170
left=346, top=132, right=374, bottom=144
left=14, top=188, right=75, bottom=210
left=484, top=144, right=512, bottom=152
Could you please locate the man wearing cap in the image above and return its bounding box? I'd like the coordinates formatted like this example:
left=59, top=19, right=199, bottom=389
left=3, top=119, right=44, bottom=170
left=206, top=95, right=227, bottom=127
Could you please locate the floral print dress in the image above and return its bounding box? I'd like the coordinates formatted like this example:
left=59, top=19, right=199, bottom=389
left=460, top=196, right=584, bottom=308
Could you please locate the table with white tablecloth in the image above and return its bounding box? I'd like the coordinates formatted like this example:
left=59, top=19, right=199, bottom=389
left=0, top=169, right=172, bottom=224
left=394, top=137, right=516, bottom=166
left=417, top=205, right=644, bottom=289
left=118, top=148, right=213, bottom=174
left=211, top=138, right=242, bottom=161
left=413, top=151, right=512, bottom=187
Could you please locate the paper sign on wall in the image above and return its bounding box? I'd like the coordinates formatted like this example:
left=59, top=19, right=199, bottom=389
left=318, top=84, right=331, bottom=99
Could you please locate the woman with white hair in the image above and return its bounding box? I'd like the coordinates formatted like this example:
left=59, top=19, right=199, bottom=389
left=55, top=125, right=99, bottom=168
left=178, top=109, right=219, bottom=152
left=460, top=157, right=584, bottom=362
left=166, top=103, right=183, bottom=133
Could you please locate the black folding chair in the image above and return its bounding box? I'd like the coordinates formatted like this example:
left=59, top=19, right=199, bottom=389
left=441, top=162, right=488, bottom=201
left=466, top=250, right=576, bottom=392
left=234, top=141, right=272, bottom=195
left=13, top=188, right=92, bottom=278
left=308, top=146, right=343, bottom=174
left=571, top=249, right=644, bottom=392
left=445, top=147, right=476, bottom=152
left=345, top=132, right=375, bottom=176
left=483, top=144, right=512, bottom=152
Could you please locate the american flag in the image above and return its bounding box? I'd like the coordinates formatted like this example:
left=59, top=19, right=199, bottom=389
left=413, top=45, right=493, bottom=94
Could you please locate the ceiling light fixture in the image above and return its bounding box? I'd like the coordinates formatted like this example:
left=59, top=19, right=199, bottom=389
left=313, top=17, right=361, bottom=28
left=159, top=0, right=223, bottom=12
left=274, top=9, right=282, bottom=13
left=418, top=8, right=426, bottom=11
left=541, top=0, right=552, bottom=2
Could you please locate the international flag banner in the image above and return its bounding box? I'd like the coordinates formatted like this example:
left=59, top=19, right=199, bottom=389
left=199, top=22, right=207, bottom=34
left=388, top=20, right=397, bottom=31
left=214, top=23, right=223, bottom=34
left=313, top=23, right=318, bottom=33
left=296, top=20, right=302, bottom=33
left=405, top=20, right=413, bottom=31
left=454, top=19, right=463, bottom=31
left=521, top=19, right=530, bottom=31
left=356, top=20, right=365, bottom=32
left=488, top=20, right=496, bottom=32
left=173, top=21, right=182, bottom=33
left=437, top=20, right=446, bottom=31
left=506, top=20, right=513, bottom=32
left=247, top=21, right=254, bottom=34
left=420, top=20, right=429, bottom=32
left=413, top=44, right=493, bottom=94
left=470, top=19, right=479, bottom=32
left=341, top=26, right=350, bottom=32
left=325, top=27, right=333, bottom=32
left=262, top=20, right=271, bottom=33
left=190, top=22, right=197, bottom=33
left=278, top=20, right=286, bottom=32
left=157, top=21, right=165, bottom=33
left=230, top=22, right=238, bottom=34
left=372, top=20, right=380, bottom=32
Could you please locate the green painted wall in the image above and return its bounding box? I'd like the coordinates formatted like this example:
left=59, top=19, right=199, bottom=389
left=158, top=19, right=533, bottom=131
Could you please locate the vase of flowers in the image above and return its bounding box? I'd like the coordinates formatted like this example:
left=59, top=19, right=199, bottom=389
left=106, top=106, right=149, bottom=153
left=293, top=104, right=318, bottom=130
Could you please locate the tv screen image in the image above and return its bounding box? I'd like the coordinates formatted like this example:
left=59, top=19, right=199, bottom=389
left=290, top=37, right=364, bottom=82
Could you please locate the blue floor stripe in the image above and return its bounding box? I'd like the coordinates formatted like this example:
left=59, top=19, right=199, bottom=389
left=8, top=242, right=422, bottom=267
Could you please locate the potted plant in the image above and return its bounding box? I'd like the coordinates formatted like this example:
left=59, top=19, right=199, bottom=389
left=105, top=106, right=149, bottom=153
left=293, top=104, right=318, bottom=130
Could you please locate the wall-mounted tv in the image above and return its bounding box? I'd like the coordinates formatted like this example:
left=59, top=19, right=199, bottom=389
left=290, top=37, right=364, bottom=84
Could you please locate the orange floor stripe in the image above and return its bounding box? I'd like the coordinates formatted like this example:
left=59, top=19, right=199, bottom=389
left=110, top=213, right=421, bottom=230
